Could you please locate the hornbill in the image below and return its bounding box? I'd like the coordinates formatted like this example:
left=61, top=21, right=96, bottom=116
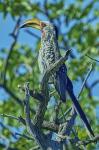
left=20, top=18, right=94, bottom=138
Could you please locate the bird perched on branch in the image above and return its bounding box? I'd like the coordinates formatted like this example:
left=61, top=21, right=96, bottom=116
left=20, top=18, right=94, bottom=138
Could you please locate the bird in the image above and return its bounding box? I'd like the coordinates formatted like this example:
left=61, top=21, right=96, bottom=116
left=20, top=18, right=94, bottom=138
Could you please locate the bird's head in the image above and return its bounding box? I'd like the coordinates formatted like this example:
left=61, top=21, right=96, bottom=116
left=20, top=18, right=58, bottom=40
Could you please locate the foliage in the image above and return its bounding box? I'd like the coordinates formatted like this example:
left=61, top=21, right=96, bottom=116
left=0, top=0, right=99, bottom=149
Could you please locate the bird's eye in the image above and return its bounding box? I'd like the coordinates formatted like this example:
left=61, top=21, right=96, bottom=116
left=40, top=22, right=46, bottom=29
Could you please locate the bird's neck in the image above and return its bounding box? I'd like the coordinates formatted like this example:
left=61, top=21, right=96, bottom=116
left=41, top=33, right=58, bottom=50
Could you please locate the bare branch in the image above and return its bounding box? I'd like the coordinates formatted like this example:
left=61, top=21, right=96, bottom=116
left=78, top=64, right=94, bottom=99
left=0, top=113, right=26, bottom=126
left=86, top=54, right=99, bottom=62
left=24, top=82, right=48, bottom=150
left=15, top=132, right=33, bottom=140
left=57, top=108, right=77, bottom=141
left=53, top=101, right=61, bottom=124
left=18, top=84, right=44, bottom=102
left=59, top=107, right=72, bottom=121
left=0, top=122, right=17, bottom=140
left=3, top=17, right=21, bottom=84
left=44, top=0, right=53, bottom=23
left=0, top=114, right=19, bottom=120
left=0, top=113, right=59, bottom=132
left=90, top=79, right=99, bottom=89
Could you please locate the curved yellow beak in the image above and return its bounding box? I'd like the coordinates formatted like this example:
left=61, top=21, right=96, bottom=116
left=20, top=18, right=41, bottom=30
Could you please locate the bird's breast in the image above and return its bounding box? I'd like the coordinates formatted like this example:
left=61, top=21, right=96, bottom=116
left=38, top=40, right=61, bottom=75
left=38, top=50, right=46, bottom=74
left=39, top=48, right=55, bottom=69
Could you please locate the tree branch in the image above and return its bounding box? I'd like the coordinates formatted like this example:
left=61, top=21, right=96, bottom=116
left=18, top=84, right=44, bottom=102
left=24, top=82, right=48, bottom=150
left=15, top=132, right=33, bottom=140
left=78, top=64, right=94, bottom=98
left=90, top=79, right=99, bottom=89
left=3, top=17, right=21, bottom=84
left=86, top=54, right=99, bottom=62
left=0, top=114, right=59, bottom=132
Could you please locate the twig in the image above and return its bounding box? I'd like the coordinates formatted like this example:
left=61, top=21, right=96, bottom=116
left=44, top=0, right=53, bottom=23
left=84, top=82, right=92, bottom=98
left=57, top=108, right=77, bottom=141
left=34, top=100, right=49, bottom=127
left=0, top=114, right=26, bottom=125
left=59, top=107, right=72, bottom=121
left=78, top=63, right=94, bottom=99
left=53, top=101, right=61, bottom=124
left=3, top=17, right=21, bottom=84
left=15, top=132, right=33, bottom=140
left=0, top=122, right=17, bottom=140
left=85, top=54, right=99, bottom=62
left=0, top=113, right=59, bottom=132
left=0, top=114, right=19, bottom=120
left=0, top=17, right=25, bottom=110
left=90, top=79, right=99, bottom=89
left=18, top=84, right=44, bottom=101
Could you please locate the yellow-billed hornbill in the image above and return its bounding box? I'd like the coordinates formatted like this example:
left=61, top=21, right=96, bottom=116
left=20, top=18, right=94, bottom=138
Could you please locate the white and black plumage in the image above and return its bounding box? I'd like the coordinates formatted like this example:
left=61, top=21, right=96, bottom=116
left=20, top=18, right=95, bottom=138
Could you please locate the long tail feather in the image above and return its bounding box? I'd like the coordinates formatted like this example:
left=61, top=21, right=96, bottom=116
left=67, top=77, right=94, bottom=138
